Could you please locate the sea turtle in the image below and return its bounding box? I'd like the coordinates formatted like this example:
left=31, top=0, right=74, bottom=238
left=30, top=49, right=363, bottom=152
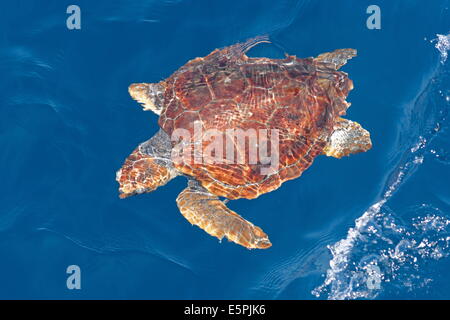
left=116, top=36, right=372, bottom=249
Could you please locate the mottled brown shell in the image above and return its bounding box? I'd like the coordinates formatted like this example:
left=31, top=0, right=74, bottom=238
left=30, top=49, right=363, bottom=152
left=158, top=42, right=354, bottom=199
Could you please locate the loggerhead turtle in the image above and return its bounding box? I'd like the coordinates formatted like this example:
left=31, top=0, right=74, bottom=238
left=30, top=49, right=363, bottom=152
left=116, top=36, right=372, bottom=249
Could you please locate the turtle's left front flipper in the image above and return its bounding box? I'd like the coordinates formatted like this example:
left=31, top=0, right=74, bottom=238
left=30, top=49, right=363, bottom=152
left=323, top=117, right=372, bottom=158
left=176, top=180, right=272, bottom=249
left=116, top=129, right=178, bottom=198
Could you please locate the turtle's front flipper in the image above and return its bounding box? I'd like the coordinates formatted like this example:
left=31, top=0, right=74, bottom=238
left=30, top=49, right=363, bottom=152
left=323, top=117, right=372, bottom=158
left=116, top=129, right=178, bottom=198
left=176, top=180, right=272, bottom=249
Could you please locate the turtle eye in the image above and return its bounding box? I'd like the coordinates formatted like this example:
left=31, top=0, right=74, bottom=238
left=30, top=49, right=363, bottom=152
left=128, top=82, right=165, bottom=115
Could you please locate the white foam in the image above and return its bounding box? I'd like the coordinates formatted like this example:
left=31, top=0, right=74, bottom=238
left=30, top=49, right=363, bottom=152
left=433, top=33, right=450, bottom=63
left=312, top=204, right=450, bottom=299
left=312, top=132, right=450, bottom=299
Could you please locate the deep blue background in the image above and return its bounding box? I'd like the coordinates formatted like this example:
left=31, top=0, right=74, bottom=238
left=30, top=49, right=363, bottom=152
left=0, top=0, right=449, bottom=299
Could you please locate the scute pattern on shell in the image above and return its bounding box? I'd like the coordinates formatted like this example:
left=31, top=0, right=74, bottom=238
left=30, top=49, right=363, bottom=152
left=158, top=44, right=354, bottom=199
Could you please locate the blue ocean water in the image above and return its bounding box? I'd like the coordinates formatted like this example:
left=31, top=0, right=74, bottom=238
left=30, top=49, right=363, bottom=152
left=0, top=0, right=449, bottom=299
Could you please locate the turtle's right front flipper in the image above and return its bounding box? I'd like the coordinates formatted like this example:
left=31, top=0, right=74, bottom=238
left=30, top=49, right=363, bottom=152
left=116, top=129, right=178, bottom=198
left=176, top=180, right=272, bottom=249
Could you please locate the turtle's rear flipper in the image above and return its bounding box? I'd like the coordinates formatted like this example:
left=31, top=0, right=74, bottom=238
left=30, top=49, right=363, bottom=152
left=315, top=48, right=357, bottom=69
left=176, top=180, right=272, bottom=249
left=116, top=129, right=178, bottom=198
left=323, top=117, right=372, bottom=159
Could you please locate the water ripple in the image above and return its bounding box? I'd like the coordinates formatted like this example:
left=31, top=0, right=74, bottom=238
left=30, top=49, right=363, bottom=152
left=312, top=37, right=450, bottom=300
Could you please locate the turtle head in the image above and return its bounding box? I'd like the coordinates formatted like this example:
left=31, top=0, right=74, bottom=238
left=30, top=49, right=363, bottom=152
left=128, top=82, right=165, bottom=115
